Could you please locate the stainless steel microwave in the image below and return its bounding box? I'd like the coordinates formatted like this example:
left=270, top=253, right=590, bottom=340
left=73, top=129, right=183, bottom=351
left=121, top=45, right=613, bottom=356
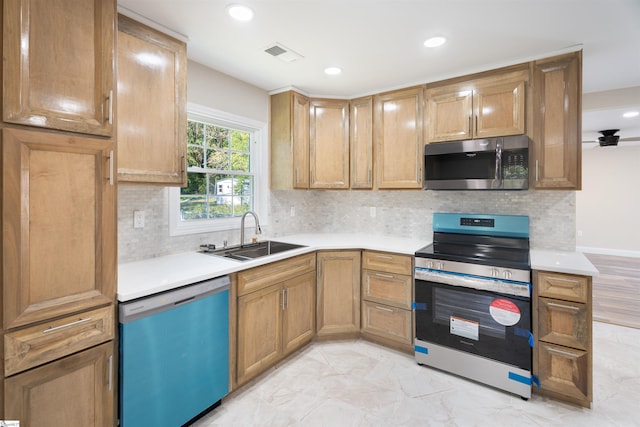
left=424, top=135, right=529, bottom=190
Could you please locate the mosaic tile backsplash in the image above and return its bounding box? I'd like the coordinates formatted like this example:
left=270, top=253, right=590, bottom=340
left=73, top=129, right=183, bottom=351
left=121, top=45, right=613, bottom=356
left=118, top=186, right=575, bottom=263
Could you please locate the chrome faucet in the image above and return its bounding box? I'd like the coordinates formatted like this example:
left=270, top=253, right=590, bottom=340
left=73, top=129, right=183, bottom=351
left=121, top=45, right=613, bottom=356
left=240, top=211, right=262, bottom=246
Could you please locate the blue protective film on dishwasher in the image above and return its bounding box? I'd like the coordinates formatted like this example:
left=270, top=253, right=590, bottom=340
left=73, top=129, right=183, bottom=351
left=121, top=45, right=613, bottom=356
left=412, top=302, right=428, bottom=311
left=508, top=371, right=532, bottom=385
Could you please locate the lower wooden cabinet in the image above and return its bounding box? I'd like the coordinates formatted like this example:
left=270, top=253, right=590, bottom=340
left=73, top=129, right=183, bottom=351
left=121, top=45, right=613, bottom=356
left=533, top=270, right=592, bottom=407
left=361, top=251, right=413, bottom=351
left=4, top=342, right=114, bottom=426
left=235, top=254, right=316, bottom=386
left=316, top=251, right=361, bottom=338
left=361, top=301, right=412, bottom=346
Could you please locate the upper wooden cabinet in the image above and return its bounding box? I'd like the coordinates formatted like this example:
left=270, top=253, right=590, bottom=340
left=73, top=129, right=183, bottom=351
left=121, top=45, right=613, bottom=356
left=271, top=91, right=310, bottom=189
left=309, top=99, right=350, bottom=189
left=2, top=0, right=116, bottom=136
left=530, top=51, right=582, bottom=189
left=116, top=14, right=188, bottom=185
left=426, top=70, right=527, bottom=143
left=350, top=96, right=374, bottom=189
left=1, top=128, right=115, bottom=330
left=374, top=87, right=424, bottom=189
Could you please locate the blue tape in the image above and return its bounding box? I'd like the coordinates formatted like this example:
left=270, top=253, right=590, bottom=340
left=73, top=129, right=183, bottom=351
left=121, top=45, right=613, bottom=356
left=413, top=302, right=427, bottom=311
left=528, top=332, right=535, bottom=348
left=415, top=345, right=429, bottom=355
left=514, top=327, right=528, bottom=337
left=508, top=371, right=532, bottom=385
left=531, top=375, right=541, bottom=390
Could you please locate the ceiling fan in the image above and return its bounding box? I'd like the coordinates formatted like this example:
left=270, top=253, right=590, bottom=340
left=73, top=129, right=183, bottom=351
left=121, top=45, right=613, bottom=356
left=582, top=129, right=640, bottom=146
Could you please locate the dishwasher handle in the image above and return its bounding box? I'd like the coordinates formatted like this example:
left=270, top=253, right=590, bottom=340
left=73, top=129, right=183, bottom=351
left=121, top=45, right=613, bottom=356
left=119, top=275, right=230, bottom=323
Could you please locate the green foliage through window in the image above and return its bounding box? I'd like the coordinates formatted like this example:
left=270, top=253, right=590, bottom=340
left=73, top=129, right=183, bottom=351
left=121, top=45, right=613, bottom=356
left=181, top=119, right=253, bottom=220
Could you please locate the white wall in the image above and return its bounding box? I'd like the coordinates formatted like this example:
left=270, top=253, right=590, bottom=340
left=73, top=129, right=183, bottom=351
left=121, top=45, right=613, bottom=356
left=576, top=143, right=640, bottom=256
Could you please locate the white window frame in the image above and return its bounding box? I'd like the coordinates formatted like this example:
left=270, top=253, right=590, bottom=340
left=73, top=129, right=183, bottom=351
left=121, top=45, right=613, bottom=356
left=169, top=103, right=268, bottom=236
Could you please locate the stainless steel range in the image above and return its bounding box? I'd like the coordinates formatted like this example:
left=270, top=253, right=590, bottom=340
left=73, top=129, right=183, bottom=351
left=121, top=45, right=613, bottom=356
left=414, top=213, right=533, bottom=399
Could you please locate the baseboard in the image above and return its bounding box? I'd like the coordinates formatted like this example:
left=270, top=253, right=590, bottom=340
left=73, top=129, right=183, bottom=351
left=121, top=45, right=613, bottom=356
left=576, top=246, right=640, bottom=258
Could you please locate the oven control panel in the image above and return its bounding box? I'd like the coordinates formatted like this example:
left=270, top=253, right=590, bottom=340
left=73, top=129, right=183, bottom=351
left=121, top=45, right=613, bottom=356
left=415, top=257, right=531, bottom=284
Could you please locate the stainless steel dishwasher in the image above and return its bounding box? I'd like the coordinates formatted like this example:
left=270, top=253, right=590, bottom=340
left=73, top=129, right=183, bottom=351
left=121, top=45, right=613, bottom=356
left=119, top=275, right=230, bottom=427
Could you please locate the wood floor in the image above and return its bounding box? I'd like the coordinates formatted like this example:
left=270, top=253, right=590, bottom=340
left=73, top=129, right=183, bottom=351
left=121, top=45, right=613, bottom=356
left=585, top=253, right=640, bottom=329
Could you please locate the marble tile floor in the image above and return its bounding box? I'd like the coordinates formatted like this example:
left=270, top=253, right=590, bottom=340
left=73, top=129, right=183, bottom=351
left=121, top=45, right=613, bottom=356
left=194, top=322, right=640, bottom=427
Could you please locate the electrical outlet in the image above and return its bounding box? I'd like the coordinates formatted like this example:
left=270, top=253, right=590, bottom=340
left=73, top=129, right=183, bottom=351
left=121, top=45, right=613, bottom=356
left=133, top=210, right=145, bottom=229
left=370, top=207, right=376, bottom=218
left=290, top=206, right=296, bottom=217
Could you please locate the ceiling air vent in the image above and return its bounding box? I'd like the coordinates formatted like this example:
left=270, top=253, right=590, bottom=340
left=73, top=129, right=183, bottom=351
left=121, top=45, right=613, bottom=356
left=263, top=43, right=303, bottom=63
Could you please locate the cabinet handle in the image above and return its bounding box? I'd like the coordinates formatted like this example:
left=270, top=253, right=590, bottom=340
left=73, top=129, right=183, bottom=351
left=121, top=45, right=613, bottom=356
left=285, top=288, right=289, bottom=309
left=108, top=150, right=114, bottom=186
left=107, top=90, right=113, bottom=125
left=42, top=317, right=93, bottom=334
left=546, top=346, right=579, bottom=358
left=375, top=273, right=394, bottom=279
left=474, top=114, right=478, bottom=134
left=375, top=255, right=393, bottom=260
left=374, top=305, right=394, bottom=313
left=181, top=154, right=187, bottom=174
left=108, top=355, right=113, bottom=391
left=546, top=302, right=580, bottom=311
left=535, top=160, right=539, bottom=182
left=281, top=289, right=285, bottom=310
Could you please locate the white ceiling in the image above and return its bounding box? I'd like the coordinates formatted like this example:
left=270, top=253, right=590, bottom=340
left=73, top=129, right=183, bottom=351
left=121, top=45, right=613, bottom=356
left=117, top=0, right=640, bottom=142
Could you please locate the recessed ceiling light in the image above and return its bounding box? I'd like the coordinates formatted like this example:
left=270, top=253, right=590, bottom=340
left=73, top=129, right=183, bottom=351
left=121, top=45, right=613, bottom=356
left=623, top=111, right=639, bottom=118
left=324, top=67, right=342, bottom=76
left=227, top=4, right=254, bottom=21
left=424, top=36, right=446, bottom=48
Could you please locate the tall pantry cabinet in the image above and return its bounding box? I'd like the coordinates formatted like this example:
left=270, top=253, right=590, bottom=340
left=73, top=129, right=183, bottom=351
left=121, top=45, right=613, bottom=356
left=1, top=0, right=117, bottom=425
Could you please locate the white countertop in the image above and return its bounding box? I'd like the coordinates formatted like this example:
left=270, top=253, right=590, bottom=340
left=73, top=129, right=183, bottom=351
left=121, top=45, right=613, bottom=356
left=118, top=233, right=599, bottom=302
left=118, top=233, right=431, bottom=302
left=530, top=249, right=599, bottom=277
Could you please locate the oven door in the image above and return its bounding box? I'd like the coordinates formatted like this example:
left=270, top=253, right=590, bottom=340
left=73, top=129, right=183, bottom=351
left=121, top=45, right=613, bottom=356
left=415, top=277, right=531, bottom=370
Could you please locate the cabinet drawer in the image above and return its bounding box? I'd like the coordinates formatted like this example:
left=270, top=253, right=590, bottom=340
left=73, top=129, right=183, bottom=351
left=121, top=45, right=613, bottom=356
left=538, top=297, right=589, bottom=350
left=362, top=269, right=412, bottom=309
left=537, top=341, right=590, bottom=403
left=361, top=301, right=412, bottom=345
left=536, top=271, right=589, bottom=303
left=362, top=251, right=412, bottom=275
left=4, top=305, right=114, bottom=376
left=238, top=253, right=316, bottom=296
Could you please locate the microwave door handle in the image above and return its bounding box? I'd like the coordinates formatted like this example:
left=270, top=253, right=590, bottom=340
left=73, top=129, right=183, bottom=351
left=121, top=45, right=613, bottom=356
left=495, top=140, right=503, bottom=180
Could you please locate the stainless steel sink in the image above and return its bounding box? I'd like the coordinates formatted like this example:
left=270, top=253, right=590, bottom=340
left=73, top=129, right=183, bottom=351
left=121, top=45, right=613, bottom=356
left=202, top=241, right=306, bottom=261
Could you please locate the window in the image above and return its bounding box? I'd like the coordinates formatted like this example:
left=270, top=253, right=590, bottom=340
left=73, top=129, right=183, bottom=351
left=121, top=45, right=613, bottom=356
left=169, top=103, right=267, bottom=236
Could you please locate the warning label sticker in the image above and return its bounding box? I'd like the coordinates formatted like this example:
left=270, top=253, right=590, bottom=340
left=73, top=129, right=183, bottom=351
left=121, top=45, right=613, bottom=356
left=450, top=316, right=479, bottom=341
left=489, top=298, right=521, bottom=326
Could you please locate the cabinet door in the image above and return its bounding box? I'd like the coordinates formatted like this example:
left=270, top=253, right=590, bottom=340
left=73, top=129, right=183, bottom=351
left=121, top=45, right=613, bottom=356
left=531, top=51, right=582, bottom=189
left=4, top=342, right=114, bottom=426
left=316, top=251, right=361, bottom=337
left=538, top=298, right=589, bottom=350
left=116, top=14, right=187, bottom=185
left=2, top=128, right=115, bottom=330
left=425, top=86, right=473, bottom=142
left=292, top=92, right=311, bottom=188
left=362, top=270, right=412, bottom=309
left=374, top=87, right=423, bottom=189
left=282, top=272, right=316, bottom=356
left=310, top=99, right=350, bottom=189
left=3, top=0, right=115, bottom=136
left=537, top=342, right=591, bottom=405
left=236, top=284, right=283, bottom=385
left=361, top=300, right=412, bottom=346
left=473, top=77, right=526, bottom=138
left=350, top=96, right=373, bottom=189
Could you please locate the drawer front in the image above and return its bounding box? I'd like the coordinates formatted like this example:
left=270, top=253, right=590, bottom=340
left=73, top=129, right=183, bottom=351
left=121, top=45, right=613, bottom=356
left=362, top=269, right=412, bottom=309
left=538, top=297, right=589, bottom=350
left=537, top=341, right=590, bottom=403
left=536, top=271, right=589, bottom=303
left=362, top=251, right=412, bottom=275
left=4, top=305, right=114, bottom=376
left=238, top=252, right=316, bottom=296
left=361, top=301, right=412, bottom=345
